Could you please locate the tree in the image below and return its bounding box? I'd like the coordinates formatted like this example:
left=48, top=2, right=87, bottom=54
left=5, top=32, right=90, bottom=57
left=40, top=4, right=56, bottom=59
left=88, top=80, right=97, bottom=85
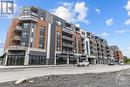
left=123, top=56, right=130, bottom=64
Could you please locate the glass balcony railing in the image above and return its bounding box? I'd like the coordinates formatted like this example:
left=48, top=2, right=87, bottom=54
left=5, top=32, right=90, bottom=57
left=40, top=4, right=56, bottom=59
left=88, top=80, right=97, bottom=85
left=9, top=45, right=27, bottom=49
left=62, top=36, right=73, bottom=41
left=12, top=36, right=21, bottom=41
left=31, top=12, right=38, bottom=17
left=62, top=51, right=73, bottom=54
left=62, top=43, right=73, bottom=48
left=62, top=28, right=73, bottom=34
left=19, top=15, right=39, bottom=21
left=14, top=26, right=22, bottom=32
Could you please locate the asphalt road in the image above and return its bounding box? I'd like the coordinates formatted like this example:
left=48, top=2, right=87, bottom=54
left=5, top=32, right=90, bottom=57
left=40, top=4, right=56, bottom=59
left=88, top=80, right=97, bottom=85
left=0, top=65, right=130, bottom=87
left=0, top=66, right=130, bottom=87
left=0, top=65, right=130, bottom=83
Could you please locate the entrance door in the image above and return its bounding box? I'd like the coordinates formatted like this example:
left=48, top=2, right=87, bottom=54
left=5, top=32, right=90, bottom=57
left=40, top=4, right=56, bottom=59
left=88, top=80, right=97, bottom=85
left=88, top=58, right=95, bottom=64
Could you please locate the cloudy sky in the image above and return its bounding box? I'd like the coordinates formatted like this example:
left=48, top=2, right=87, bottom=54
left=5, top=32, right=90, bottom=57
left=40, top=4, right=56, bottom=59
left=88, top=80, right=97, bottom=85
left=0, top=0, right=130, bottom=57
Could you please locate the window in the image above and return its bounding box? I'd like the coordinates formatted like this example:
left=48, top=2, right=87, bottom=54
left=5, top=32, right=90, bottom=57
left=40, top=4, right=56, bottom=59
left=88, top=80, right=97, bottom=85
left=40, top=27, right=45, bottom=36
left=74, top=37, right=76, bottom=50
left=31, top=23, right=35, bottom=29
left=82, top=32, right=85, bottom=35
left=86, top=41, right=89, bottom=54
left=39, top=43, right=44, bottom=48
left=21, top=42, right=28, bottom=46
left=30, top=42, right=32, bottom=47
left=39, top=27, right=45, bottom=49
left=31, top=32, right=33, bottom=37
left=29, top=55, right=46, bottom=65
left=56, top=32, right=61, bottom=51
left=21, top=42, right=25, bottom=46
left=23, top=10, right=30, bottom=15
left=30, top=38, right=33, bottom=47
left=55, top=20, right=62, bottom=26
left=23, top=23, right=30, bottom=28
left=78, top=39, right=81, bottom=53
left=7, top=55, right=24, bottom=65
left=22, top=32, right=28, bottom=38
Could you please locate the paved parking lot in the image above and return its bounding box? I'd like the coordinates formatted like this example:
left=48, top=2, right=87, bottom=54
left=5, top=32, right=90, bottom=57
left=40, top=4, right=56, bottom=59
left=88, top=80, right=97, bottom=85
left=0, top=65, right=130, bottom=83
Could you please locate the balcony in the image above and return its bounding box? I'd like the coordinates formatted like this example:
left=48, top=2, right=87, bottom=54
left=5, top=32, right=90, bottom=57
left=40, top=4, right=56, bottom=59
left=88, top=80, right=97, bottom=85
left=107, top=52, right=111, bottom=55
left=97, top=48, right=102, bottom=52
left=82, top=47, right=85, bottom=50
left=12, top=36, right=21, bottom=41
left=9, top=45, right=27, bottom=50
left=14, top=26, right=22, bottom=32
left=62, top=36, right=73, bottom=41
left=62, top=50, right=73, bottom=54
left=31, top=12, right=38, bottom=17
left=19, top=15, right=39, bottom=22
left=62, top=43, right=73, bottom=48
left=62, top=28, right=73, bottom=34
left=106, top=47, right=110, bottom=50
left=81, top=34, right=85, bottom=38
left=82, top=41, right=85, bottom=44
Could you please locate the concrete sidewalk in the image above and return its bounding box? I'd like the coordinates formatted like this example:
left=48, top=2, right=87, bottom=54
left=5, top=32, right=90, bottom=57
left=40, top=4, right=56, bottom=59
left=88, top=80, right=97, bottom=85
left=0, top=65, right=130, bottom=83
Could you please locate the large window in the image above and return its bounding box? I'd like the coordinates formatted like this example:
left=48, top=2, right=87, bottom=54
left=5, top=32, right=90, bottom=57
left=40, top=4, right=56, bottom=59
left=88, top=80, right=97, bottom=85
left=82, top=31, right=85, bottom=35
left=22, top=32, right=29, bottom=38
left=39, top=27, right=45, bottom=49
left=78, top=39, right=81, bottom=53
left=56, top=32, right=61, bottom=51
left=55, top=20, right=62, bottom=26
left=7, top=55, right=25, bottom=65
left=31, top=22, right=35, bottom=29
left=86, top=41, right=89, bottom=55
left=21, top=42, right=28, bottom=46
left=29, top=55, right=46, bottom=65
left=74, top=37, right=76, bottom=52
left=23, top=10, right=30, bottom=15
left=23, top=23, right=30, bottom=28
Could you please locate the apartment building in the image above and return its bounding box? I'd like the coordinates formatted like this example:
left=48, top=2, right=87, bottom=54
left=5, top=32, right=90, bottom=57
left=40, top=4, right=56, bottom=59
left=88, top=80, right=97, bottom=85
left=111, top=46, right=123, bottom=62
left=1, top=6, right=120, bottom=65
left=86, top=32, right=97, bottom=64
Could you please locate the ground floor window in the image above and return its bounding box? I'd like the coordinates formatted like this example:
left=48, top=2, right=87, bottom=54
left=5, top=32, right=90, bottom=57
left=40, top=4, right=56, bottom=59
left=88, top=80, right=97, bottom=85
left=0, top=57, right=3, bottom=65
left=7, top=55, right=25, bottom=65
left=96, top=58, right=102, bottom=64
left=29, top=55, right=46, bottom=65
left=56, top=57, right=67, bottom=65
left=69, top=56, right=77, bottom=64
left=79, top=57, right=86, bottom=62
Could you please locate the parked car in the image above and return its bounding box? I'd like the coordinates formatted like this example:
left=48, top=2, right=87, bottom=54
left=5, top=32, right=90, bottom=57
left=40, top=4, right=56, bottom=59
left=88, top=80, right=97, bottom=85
left=119, top=61, right=125, bottom=65
left=108, top=62, right=115, bottom=65
left=77, top=60, right=90, bottom=67
left=119, top=62, right=124, bottom=65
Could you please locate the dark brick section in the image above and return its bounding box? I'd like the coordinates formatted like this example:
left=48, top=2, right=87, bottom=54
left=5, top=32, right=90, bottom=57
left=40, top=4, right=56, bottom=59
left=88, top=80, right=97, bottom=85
left=49, top=24, right=56, bottom=65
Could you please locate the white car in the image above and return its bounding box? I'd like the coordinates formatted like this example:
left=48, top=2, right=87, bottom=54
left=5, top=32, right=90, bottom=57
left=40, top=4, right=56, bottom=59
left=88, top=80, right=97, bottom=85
left=119, top=62, right=125, bottom=65
left=77, top=60, right=90, bottom=67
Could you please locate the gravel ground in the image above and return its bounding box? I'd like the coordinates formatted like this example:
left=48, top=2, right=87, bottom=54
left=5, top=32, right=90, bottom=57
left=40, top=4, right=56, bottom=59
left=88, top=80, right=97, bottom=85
left=0, top=68, right=130, bottom=87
